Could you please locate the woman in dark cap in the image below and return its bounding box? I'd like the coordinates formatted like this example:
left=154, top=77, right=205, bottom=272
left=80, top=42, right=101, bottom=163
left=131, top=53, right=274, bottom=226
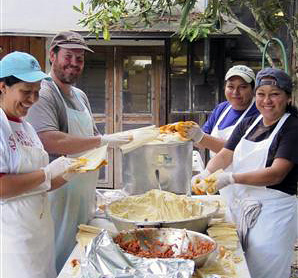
left=193, top=67, right=298, bottom=278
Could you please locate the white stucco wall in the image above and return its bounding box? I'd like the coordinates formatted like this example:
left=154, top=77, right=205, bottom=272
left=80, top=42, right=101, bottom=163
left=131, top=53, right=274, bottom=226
left=0, top=0, right=208, bottom=35
left=0, top=0, right=85, bottom=35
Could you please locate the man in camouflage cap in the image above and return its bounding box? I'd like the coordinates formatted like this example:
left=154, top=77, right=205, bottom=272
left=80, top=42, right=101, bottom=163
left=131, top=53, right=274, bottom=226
left=26, top=31, right=131, bottom=272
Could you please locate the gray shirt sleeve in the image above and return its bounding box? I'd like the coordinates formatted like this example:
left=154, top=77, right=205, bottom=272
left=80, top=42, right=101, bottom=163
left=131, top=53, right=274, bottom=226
left=26, top=81, right=66, bottom=133
left=26, top=80, right=99, bottom=135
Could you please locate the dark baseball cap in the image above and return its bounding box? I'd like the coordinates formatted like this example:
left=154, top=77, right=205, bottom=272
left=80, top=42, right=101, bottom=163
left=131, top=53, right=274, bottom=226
left=50, top=31, right=94, bottom=53
left=256, top=67, right=292, bottom=94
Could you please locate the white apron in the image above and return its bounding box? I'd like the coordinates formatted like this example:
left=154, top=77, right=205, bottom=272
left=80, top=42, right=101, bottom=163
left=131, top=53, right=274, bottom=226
left=1, top=116, right=56, bottom=278
left=230, top=113, right=297, bottom=278
left=210, top=100, right=254, bottom=207
left=48, top=82, right=99, bottom=272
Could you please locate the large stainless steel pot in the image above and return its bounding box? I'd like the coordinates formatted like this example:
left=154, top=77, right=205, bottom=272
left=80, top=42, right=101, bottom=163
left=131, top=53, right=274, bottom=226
left=122, top=140, right=193, bottom=195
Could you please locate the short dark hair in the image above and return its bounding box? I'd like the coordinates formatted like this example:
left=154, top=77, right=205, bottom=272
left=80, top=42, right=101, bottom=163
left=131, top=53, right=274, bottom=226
left=224, top=80, right=255, bottom=90
left=250, top=80, right=255, bottom=89
left=52, top=45, right=60, bottom=54
left=0, top=76, right=23, bottom=87
left=0, top=76, right=23, bottom=95
left=49, top=45, right=60, bottom=66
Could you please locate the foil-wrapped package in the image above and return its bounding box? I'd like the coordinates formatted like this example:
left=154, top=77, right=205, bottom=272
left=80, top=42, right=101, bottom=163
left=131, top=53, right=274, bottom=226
left=81, top=230, right=195, bottom=278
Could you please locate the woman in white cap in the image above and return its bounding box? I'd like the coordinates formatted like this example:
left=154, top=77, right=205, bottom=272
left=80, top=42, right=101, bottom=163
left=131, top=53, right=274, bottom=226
left=186, top=65, right=259, bottom=204
left=0, top=52, right=79, bottom=278
left=193, top=68, right=298, bottom=278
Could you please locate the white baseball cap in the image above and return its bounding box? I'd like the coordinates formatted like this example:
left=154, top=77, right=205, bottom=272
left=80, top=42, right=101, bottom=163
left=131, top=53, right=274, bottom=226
left=225, top=65, right=255, bottom=83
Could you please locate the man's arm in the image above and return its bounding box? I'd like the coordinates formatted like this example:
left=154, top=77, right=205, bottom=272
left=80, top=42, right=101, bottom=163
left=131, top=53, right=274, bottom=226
left=38, top=130, right=101, bottom=155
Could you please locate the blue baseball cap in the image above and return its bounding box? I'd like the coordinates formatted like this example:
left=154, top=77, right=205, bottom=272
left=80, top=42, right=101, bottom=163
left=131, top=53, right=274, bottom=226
left=0, top=51, right=51, bottom=82
left=256, top=67, right=292, bottom=94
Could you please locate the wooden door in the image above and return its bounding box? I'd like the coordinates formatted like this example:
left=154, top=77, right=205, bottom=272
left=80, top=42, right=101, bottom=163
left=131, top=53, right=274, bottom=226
left=77, top=45, right=165, bottom=188
left=0, top=36, right=46, bottom=70
left=113, top=46, right=165, bottom=188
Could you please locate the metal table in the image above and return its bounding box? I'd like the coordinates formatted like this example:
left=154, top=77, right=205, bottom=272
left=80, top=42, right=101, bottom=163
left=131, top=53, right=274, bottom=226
left=57, top=196, right=251, bottom=278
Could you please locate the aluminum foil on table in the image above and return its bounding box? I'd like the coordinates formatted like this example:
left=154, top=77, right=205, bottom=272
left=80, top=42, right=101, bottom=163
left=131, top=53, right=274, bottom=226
left=81, top=229, right=195, bottom=278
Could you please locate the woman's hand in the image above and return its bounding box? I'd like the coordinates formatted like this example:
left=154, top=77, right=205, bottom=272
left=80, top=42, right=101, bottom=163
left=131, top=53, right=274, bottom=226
left=42, top=156, right=75, bottom=181
left=191, top=169, right=210, bottom=195
left=192, top=171, right=235, bottom=195
left=184, top=124, right=205, bottom=143
left=213, top=172, right=235, bottom=190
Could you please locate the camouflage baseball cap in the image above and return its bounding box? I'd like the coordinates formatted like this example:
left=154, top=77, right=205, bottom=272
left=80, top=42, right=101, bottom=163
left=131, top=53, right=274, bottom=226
left=225, top=65, right=255, bottom=83
left=50, top=31, right=94, bottom=53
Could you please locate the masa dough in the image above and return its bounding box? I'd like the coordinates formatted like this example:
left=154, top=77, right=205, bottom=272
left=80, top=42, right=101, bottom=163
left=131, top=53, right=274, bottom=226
left=108, top=189, right=218, bottom=222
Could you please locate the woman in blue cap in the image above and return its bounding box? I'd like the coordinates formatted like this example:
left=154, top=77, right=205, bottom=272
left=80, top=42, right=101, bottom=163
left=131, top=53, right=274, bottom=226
left=193, top=67, right=298, bottom=278
left=0, top=52, right=79, bottom=278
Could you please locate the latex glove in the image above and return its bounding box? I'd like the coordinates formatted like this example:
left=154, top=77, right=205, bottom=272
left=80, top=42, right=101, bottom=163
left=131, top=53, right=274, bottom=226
left=214, top=172, right=235, bottom=190
left=191, top=169, right=210, bottom=195
left=185, top=124, right=205, bottom=143
left=43, top=156, right=75, bottom=181
left=202, top=172, right=235, bottom=194
left=100, top=134, right=133, bottom=147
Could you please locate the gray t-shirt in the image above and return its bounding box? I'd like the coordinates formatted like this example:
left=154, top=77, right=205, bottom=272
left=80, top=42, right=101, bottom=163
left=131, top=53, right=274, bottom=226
left=26, top=79, right=99, bottom=160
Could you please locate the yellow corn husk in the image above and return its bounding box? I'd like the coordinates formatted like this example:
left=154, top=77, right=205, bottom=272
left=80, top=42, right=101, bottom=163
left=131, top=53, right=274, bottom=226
left=68, top=158, right=88, bottom=172
left=159, top=121, right=197, bottom=140
left=194, top=169, right=224, bottom=195
left=204, top=176, right=217, bottom=194
left=192, top=175, right=207, bottom=195
left=192, top=183, right=206, bottom=195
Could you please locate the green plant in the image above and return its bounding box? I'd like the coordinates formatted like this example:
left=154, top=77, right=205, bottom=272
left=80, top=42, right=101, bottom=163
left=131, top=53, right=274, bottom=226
left=74, top=0, right=298, bottom=99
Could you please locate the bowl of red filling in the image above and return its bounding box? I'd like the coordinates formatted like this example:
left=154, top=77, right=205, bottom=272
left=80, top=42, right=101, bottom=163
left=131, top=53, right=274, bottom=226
left=113, top=227, right=216, bottom=267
